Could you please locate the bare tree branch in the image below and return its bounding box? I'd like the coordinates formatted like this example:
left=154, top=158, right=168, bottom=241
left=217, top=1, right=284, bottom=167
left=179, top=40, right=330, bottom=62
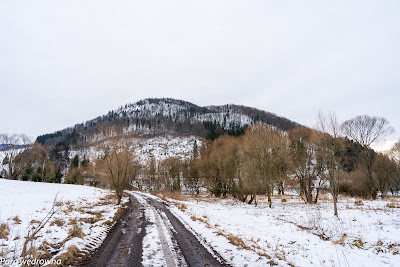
left=341, top=115, right=395, bottom=147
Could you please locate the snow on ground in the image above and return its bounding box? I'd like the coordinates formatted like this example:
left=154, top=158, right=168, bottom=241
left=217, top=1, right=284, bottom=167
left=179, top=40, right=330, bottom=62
left=155, top=193, right=400, bottom=267
left=0, top=179, right=127, bottom=266
left=134, top=193, right=168, bottom=267
left=132, top=191, right=187, bottom=267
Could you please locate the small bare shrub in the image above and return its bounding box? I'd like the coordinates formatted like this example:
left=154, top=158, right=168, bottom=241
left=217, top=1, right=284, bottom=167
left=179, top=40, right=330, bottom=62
left=0, top=223, right=10, bottom=240
left=226, top=234, right=250, bottom=250
left=56, top=245, right=82, bottom=266
left=352, top=238, right=364, bottom=249
left=333, top=234, right=347, bottom=245
left=355, top=199, right=364, bottom=206
left=68, top=224, right=85, bottom=239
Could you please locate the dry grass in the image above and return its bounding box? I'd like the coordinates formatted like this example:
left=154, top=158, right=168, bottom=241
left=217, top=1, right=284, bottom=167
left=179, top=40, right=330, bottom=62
left=226, top=234, right=250, bottom=250
left=50, top=219, right=65, bottom=227
left=351, top=238, right=364, bottom=249
left=0, top=223, right=10, bottom=240
left=190, top=215, right=208, bottom=224
left=386, top=203, right=400, bottom=209
left=55, top=245, right=82, bottom=266
left=64, top=203, right=75, bottom=214
left=87, top=210, right=104, bottom=219
left=68, top=225, right=85, bottom=239
left=333, top=234, right=347, bottom=245
left=272, top=194, right=293, bottom=200
left=190, top=215, right=213, bottom=228
left=318, top=194, right=332, bottom=201
left=159, top=191, right=189, bottom=202
left=98, top=194, right=118, bottom=205
left=69, top=218, right=78, bottom=225
left=79, top=216, right=101, bottom=224
left=224, top=233, right=290, bottom=263
left=355, top=199, right=364, bottom=206
left=176, top=203, right=187, bottom=212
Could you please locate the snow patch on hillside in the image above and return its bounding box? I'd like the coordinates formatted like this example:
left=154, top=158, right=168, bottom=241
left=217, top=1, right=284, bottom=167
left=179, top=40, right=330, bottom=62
left=70, top=136, right=200, bottom=165
left=136, top=136, right=200, bottom=163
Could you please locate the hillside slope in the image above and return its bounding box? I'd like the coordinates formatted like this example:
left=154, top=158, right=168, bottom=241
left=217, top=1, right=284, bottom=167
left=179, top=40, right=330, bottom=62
left=37, top=98, right=300, bottom=146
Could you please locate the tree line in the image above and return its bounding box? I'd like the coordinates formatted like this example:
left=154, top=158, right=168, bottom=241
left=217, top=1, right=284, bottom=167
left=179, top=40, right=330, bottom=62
left=1, top=113, right=399, bottom=216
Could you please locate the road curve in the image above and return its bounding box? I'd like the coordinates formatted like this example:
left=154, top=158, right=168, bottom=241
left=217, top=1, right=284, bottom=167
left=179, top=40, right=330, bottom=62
left=82, top=192, right=228, bottom=267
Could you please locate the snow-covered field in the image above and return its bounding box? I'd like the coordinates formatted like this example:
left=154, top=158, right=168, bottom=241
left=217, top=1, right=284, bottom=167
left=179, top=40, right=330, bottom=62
left=162, top=193, right=400, bottom=267
left=0, top=179, right=127, bottom=266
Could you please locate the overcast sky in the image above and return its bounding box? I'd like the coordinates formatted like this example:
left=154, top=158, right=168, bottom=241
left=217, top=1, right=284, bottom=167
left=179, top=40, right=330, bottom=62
left=1, top=1, right=399, bottom=150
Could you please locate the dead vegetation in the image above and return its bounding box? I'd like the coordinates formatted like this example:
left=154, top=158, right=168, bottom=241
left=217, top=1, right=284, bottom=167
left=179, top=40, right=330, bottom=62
left=176, top=203, right=187, bottom=212
left=50, top=219, right=65, bottom=227
left=0, top=223, right=10, bottom=240
left=21, top=194, right=63, bottom=259
left=55, top=245, right=84, bottom=266
left=68, top=224, right=85, bottom=239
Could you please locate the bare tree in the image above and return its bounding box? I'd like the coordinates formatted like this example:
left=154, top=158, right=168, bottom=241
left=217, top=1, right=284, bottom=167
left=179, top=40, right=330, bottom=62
left=241, top=123, right=289, bottom=208
left=315, top=112, right=344, bottom=216
left=372, top=153, right=399, bottom=196
left=391, top=140, right=400, bottom=163
left=97, top=140, right=138, bottom=204
left=0, top=133, right=32, bottom=179
left=342, top=115, right=395, bottom=199
left=288, top=127, right=325, bottom=203
left=198, top=135, right=240, bottom=198
left=341, top=115, right=394, bottom=147
left=159, top=157, right=182, bottom=192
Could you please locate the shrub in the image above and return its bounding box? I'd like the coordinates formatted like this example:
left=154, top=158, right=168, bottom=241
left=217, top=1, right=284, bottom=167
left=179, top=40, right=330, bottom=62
left=0, top=223, right=10, bottom=240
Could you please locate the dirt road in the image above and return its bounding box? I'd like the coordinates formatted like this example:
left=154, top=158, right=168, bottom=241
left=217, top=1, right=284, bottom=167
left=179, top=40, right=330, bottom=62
left=82, top=192, right=228, bottom=267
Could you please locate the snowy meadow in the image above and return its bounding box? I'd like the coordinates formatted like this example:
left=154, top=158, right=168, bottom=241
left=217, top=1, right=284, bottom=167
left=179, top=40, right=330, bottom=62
left=0, top=179, right=127, bottom=266
left=162, top=192, right=400, bottom=267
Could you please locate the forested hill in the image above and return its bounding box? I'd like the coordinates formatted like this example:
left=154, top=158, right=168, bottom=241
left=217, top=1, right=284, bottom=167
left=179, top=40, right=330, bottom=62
left=36, top=98, right=300, bottom=146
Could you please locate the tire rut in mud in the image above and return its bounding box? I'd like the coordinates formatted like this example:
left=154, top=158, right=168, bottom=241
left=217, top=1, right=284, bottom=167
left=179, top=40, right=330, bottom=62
left=144, top=195, right=230, bottom=267
left=82, top=192, right=229, bottom=267
left=81, top=195, right=148, bottom=267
